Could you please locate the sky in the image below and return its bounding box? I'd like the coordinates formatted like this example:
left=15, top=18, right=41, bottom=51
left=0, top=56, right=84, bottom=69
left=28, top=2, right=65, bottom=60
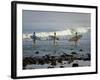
left=22, top=10, right=90, bottom=34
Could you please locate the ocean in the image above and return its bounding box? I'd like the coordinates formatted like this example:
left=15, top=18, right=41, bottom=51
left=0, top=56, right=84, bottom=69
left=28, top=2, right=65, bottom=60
left=23, top=39, right=90, bottom=58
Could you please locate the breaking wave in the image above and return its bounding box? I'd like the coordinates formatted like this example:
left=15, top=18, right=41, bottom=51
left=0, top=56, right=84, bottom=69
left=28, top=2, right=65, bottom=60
left=23, top=27, right=90, bottom=40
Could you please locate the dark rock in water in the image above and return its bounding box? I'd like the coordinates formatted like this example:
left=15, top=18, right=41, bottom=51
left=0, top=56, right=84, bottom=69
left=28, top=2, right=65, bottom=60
left=83, top=58, right=90, bottom=61
left=63, top=52, right=67, bottom=55
left=37, top=58, right=45, bottom=65
left=50, top=60, right=57, bottom=66
left=57, top=58, right=63, bottom=64
left=71, top=52, right=77, bottom=54
left=51, top=56, right=55, bottom=59
left=68, top=59, right=73, bottom=64
left=72, top=63, right=79, bottom=67
left=48, top=66, right=54, bottom=68
left=70, top=48, right=73, bottom=50
left=87, top=53, right=91, bottom=60
left=79, top=49, right=83, bottom=51
left=60, top=66, right=64, bottom=68
left=35, top=51, right=39, bottom=54
left=23, top=61, right=27, bottom=69
left=60, top=55, right=66, bottom=60
left=23, top=57, right=37, bottom=69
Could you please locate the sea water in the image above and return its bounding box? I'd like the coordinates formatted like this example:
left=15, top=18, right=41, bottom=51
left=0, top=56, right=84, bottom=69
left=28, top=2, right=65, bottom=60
left=23, top=39, right=90, bottom=58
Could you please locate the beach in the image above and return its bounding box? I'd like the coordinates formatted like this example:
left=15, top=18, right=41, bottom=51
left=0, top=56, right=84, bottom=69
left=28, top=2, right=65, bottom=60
left=23, top=39, right=91, bottom=69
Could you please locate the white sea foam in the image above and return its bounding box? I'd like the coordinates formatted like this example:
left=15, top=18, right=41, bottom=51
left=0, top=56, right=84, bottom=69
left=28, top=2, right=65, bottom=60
left=23, top=27, right=90, bottom=40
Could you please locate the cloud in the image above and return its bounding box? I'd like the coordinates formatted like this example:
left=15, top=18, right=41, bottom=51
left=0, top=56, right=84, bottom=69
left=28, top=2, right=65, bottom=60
left=23, top=10, right=90, bottom=33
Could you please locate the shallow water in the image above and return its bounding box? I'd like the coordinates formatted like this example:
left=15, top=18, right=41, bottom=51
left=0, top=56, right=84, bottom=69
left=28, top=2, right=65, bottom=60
left=23, top=39, right=90, bottom=57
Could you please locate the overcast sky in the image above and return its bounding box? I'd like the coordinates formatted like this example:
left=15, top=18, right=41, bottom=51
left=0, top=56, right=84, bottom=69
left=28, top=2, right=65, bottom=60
left=22, top=10, right=90, bottom=33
